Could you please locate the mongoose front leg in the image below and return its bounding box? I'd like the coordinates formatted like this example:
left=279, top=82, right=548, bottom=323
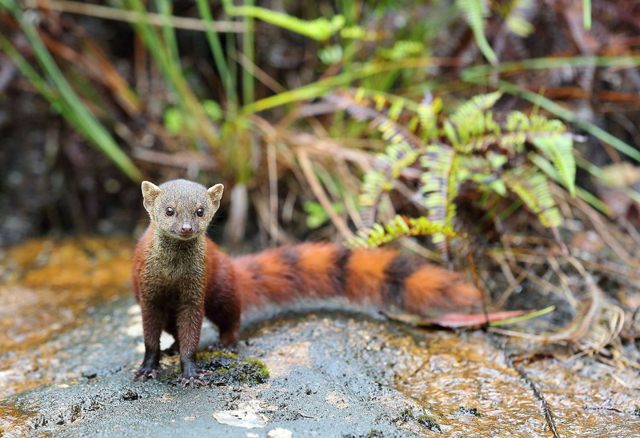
left=177, top=294, right=207, bottom=387
left=134, top=303, right=164, bottom=382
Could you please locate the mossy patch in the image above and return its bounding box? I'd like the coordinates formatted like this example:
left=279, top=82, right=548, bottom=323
left=396, top=408, right=441, bottom=433
left=343, top=431, right=383, bottom=438
left=159, top=353, right=269, bottom=387
left=195, top=351, right=238, bottom=361
left=454, top=406, right=480, bottom=417
left=416, top=414, right=441, bottom=433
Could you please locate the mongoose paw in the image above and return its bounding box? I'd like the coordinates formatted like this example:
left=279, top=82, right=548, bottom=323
left=133, top=366, right=159, bottom=382
left=179, top=370, right=210, bottom=388
left=207, top=341, right=239, bottom=354
left=161, top=346, right=179, bottom=358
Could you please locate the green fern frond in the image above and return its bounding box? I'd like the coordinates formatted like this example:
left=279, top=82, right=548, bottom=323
left=382, top=40, right=425, bottom=61
left=359, top=142, right=427, bottom=225
left=347, top=215, right=460, bottom=249
left=340, top=89, right=575, bottom=255
left=531, top=135, right=576, bottom=196
left=447, top=92, right=503, bottom=152
left=417, top=94, right=443, bottom=141
left=420, top=146, right=459, bottom=257
left=325, top=90, right=423, bottom=147
left=498, top=0, right=535, bottom=37
left=449, top=91, right=502, bottom=127
left=502, top=168, right=562, bottom=227
left=455, top=0, right=498, bottom=65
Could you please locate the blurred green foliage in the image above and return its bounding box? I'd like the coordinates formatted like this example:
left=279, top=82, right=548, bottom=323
left=1, top=0, right=639, bottom=253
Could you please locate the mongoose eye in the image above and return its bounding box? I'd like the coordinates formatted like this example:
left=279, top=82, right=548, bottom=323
left=196, top=208, right=204, bottom=217
left=166, top=207, right=175, bottom=217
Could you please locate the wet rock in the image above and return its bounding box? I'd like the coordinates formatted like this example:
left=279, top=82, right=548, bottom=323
left=2, top=238, right=640, bottom=437
left=212, top=409, right=269, bottom=428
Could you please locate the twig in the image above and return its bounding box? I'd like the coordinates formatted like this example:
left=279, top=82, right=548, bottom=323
left=508, top=356, right=561, bottom=438
left=467, top=251, right=490, bottom=326
left=26, top=0, right=244, bottom=32
left=494, top=218, right=517, bottom=283
left=298, top=411, right=320, bottom=419
left=569, top=196, right=637, bottom=266
left=131, top=149, right=217, bottom=170
left=398, top=237, right=441, bottom=263
left=494, top=268, right=528, bottom=310
left=296, top=148, right=355, bottom=240
left=250, top=191, right=296, bottom=245
left=547, top=256, right=578, bottom=309
left=509, top=263, right=567, bottom=298
left=267, top=142, right=279, bottom=245
left=234, top=51, right=286, bottom=94
left=489, top=257, right=602, bottom=345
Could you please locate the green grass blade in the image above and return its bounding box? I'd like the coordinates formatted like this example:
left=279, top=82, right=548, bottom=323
left=195, top=0, right=237, bottom=108
left=462, top=56, right=640, bottom=82
left=241, top=57, right=440, bottom=114
left=242, top=0, right=255, bottom=106
left=489, top=306, right=556, bottom=327
left=583, top=0, right=591, bottom=30
left=221, top=0, right=345, bottom=41
left=1, top=0, right=142, bottom=181
left=156, top=0, right=180, bottom=65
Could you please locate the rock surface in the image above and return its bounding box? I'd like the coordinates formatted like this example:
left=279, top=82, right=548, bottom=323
left=1, top=238, right=640, bottom=437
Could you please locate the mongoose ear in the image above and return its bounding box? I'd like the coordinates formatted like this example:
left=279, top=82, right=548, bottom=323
left=141, top=181, right=162, bottom=213
left=207, top=184, right=224, bottom=212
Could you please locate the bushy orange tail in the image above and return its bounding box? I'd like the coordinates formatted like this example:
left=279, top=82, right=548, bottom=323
left=231, top=243, right=480, bottom=315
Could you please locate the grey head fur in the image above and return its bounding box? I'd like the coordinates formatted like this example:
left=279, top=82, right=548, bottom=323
left=141, top=179, right=224, bottom=241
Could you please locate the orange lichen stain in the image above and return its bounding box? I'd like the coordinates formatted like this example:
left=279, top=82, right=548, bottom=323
left=0, top=403, right=34, bottom=437
left=0, top=237, right=134, bottom=399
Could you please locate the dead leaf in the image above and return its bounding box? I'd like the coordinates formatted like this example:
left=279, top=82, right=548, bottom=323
left=384, top=310, right=533, bottom=328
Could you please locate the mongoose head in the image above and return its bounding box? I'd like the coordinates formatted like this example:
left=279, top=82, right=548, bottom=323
left=141, top=179, right=224, bottom=240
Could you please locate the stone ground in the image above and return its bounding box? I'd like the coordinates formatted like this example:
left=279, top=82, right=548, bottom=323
left=1, top=238, right=639, bottom=438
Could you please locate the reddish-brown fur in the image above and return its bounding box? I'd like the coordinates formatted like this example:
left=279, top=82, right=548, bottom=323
left=133, top=236, right=480, bottom=356
left=229, top=243, right=479, bottom=313
left=132, top=179, right=480, bottom=386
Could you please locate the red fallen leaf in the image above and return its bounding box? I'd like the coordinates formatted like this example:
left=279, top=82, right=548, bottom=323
left=383, top=310, right=533, bottom=328
left=420, top=310, right=531, bottom=328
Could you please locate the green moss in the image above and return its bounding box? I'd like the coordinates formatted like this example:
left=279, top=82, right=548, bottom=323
left=395, top=408, right=441, bottom=433
left=342, top=431, right=383, bottom=438
left=195, top=351, right=238, bottom=361
left=397, top=408, right=414, bottom=422
left=159, top=352, right=269, bottom=387
left=416, top=414, right=441, bottom=433
left=246, top=358, right=270, bottom=379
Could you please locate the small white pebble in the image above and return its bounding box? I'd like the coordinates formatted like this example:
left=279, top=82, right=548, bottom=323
left=267, top=428, right=293, bottom=438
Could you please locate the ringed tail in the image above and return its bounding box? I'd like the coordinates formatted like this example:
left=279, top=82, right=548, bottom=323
left=231, top=243, right=480, bottom=314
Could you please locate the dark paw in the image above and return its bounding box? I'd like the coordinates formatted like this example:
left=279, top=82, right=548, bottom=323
left=161, top=346, right=179, bottom=358
left=207, top=341, right=239, bottom=354
left=179, top=370, right=210, bottom=388
left=133, top=365, right=159, bottom=382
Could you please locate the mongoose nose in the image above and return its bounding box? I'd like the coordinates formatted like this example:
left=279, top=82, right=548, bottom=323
left=181, top=225, right=193, bottom=234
